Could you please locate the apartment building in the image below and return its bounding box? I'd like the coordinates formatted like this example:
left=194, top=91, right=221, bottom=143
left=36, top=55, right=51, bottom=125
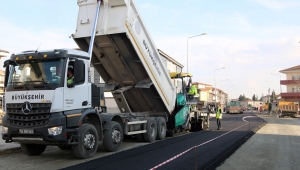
left=279, top=65, right=300, bottom=102
left=192, top=82, right=228, bottom=108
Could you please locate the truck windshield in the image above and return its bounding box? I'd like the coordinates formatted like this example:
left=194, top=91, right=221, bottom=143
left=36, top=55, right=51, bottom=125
left=228, top=101, right=240, bottom=106
left=8, top=59, right=65, bottom=86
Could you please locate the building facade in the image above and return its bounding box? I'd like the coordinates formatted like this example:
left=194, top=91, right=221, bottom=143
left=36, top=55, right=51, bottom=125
left=279, top=65, right=300, bottom=102
left=192, top=82, right=228, bottom=109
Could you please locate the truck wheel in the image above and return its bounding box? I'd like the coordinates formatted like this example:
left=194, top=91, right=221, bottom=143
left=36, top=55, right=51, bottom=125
left=57, top=145, right=72, bottom=150
left=103, top=121, right=123, bottom=152
left=73, top=123, right=98, bottom=159
left=200, top=120, right=204, bottom=130
left=21, top=144, right=46, bottom=156
left=156, top=117, right=166, bottom=140
left=143, top=118, right=157, bottom=142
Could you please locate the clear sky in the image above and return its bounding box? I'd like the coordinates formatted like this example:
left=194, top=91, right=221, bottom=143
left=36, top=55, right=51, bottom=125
left=1, top=0, right=300, bottom=99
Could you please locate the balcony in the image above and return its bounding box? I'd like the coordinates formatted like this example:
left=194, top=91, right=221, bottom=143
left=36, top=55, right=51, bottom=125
left=280, top=80, right=300, bottom=85
left=280, top=92, right=300, bottom=98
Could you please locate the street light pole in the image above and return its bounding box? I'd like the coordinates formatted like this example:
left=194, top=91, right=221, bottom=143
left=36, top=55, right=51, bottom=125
left=214, top=67, right=225, bottom=108
left=265, top=81, right=273, bottom=103
left=266, top=81, right=274, bottom=91
left=228, top=85, right=235, bottom=101
left=187, top=33, right=207, bottom=72
left=271, top=73, right=282, bottom=93
left=220, top=79, right=229, bottom=109
left=262, top=86, right=269, bottom=103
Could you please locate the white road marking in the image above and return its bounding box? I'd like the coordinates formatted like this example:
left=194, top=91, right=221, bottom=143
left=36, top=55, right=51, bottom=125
left=150, top=116, right=257, bottom=170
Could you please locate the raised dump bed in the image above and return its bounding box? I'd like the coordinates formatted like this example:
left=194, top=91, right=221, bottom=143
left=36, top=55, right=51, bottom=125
left=73, top=0, right=176, bottom=116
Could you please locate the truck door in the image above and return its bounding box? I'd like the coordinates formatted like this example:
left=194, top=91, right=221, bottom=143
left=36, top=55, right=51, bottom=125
left=64, top=59, right=89, bottom=110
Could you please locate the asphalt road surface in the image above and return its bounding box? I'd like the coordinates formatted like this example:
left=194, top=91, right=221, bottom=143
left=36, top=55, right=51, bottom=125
left=218, top=113, right=300, bottom=170
left=0, top=112, right=264, bottom=170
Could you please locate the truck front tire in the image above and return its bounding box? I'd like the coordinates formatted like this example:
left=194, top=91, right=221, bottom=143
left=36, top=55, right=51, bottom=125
left=21, top=144, right=46, bottom=156
left=73, top=123, right=99, bottom=159
left=143, top=118, right=157, bottom=142
left=103, top=121, right=123, bottom=152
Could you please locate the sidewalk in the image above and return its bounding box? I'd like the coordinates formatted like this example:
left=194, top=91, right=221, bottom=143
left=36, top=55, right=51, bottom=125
left=217, top=112, right=300, bottom=170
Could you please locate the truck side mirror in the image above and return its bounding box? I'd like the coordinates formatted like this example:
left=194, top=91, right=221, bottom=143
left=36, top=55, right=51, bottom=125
left=4, top=65, right=10, bottom=88
left=73, top=59, right=85, bottom=85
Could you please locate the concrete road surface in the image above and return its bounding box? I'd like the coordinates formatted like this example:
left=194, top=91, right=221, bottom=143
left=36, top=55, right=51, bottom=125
left=218, top=113, right=300, bottom=170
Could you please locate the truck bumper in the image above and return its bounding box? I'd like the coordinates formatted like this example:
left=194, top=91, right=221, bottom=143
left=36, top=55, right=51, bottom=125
left=2, top=112, right=79, bottom=145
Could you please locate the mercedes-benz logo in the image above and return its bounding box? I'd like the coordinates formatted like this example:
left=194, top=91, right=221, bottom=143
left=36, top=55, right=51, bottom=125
left=22, top=102, right=32, bottom=115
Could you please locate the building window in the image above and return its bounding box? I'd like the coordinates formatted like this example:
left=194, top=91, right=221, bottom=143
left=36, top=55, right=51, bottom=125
left=298, top=74, right=300, bottom=80
left=298, top=86, right=300, bottom=92
left=292, top=75, right=296, bottom=80
left=292, top=86, right=296, bottom=92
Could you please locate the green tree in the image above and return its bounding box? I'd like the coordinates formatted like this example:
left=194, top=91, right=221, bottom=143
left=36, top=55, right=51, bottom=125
left=260, top=93, right=263, bottom=101
left=252, top=94, right=256, bottom=101
left=238, top=94, right=247, bottom=101
left=270, top=90, right=277, bottom=102
left=238, top=95, right=243, bottom=101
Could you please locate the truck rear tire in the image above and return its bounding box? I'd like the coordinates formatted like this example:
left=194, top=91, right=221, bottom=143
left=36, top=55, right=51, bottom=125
left=143, top=118, right=157, bottom=142
left=200, top=120, right=204, bottom=130
left=73, top=123, right=98, bottom=159
left=156, top=117, right=166, bottom=140
left=21, top=144, right=46, bottom=156
left=103, top=121, right=123, bottom=152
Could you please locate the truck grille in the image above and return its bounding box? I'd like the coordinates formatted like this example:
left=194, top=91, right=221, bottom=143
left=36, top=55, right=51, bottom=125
left=6, top=103, right=51, bottom=128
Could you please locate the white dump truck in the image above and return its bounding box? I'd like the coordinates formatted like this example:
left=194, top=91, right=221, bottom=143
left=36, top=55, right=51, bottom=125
left=2, top=0, right=206, bottom=159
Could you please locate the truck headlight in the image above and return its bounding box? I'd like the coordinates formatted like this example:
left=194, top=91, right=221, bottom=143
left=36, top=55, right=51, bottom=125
left=2, top=126, right=8, bottom=134
left=48, top=126, right=63, bottom=136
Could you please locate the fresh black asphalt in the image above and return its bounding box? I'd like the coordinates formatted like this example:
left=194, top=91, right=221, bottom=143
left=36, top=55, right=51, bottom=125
left=62, top=112, right=265, bottom=170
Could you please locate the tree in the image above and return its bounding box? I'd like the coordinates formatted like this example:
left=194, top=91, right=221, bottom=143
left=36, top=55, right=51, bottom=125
left=238, top=94, right=247, bottom=101
left=238, top=95, right=243, bottom=101
left=259, top=93, right=263, bottom=101
left=252, top=94, right=256, bottom=101
left=270, top=90, right=277, bottom=102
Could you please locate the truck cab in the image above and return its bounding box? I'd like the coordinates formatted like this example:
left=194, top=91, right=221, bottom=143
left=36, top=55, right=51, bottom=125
left=2, top=49, right=106, bottom=158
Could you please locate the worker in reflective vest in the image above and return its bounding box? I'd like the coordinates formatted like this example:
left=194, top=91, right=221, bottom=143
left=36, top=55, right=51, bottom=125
left=67, top=67, right=74, bottom=85
left=216, top=104, right=222, bottom=130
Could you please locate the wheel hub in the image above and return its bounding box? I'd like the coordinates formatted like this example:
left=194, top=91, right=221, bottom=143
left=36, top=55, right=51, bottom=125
left=112, top=129, right=121, bottom=144
left=161, top=123, right=166, bottom=135
left=84, top=132, right=96, bottom=150
left=150, top=124, right=155, bottom=137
